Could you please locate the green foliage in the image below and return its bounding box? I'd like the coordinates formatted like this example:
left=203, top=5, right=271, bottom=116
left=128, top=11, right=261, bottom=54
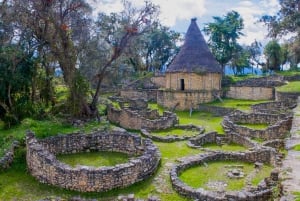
left=57, top=151, right=130, bottom=168
left=0, top=45, right=37, bottom=127
left=264, top=40, right=282, bottom=71
left=204, top=10, right=244, bottom=72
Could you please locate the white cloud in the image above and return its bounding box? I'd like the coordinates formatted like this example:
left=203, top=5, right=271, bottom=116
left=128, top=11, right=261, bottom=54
left=231, top=0, right=280, bottom=45
left=152, top=0, right=206, bottom=27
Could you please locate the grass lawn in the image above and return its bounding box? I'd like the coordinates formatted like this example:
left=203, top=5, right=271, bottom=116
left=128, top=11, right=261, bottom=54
left=294, top=192, right=300, bottom=201
left=176, top=111, right=224, bottom=133
left=57, top=151, right=130, bottom=168
left=236, top=123, right=269, bottom=130
left=179, top=160, right=273, bottom=191
left=151, top=128, right=200, bottom=137
left=293, top=144, right=300, bottom=151
left=276, top=81, right=300, bottom=93
left=202, top=143, right=247, bottom=152
left=206, top=98, right=268, bottom=111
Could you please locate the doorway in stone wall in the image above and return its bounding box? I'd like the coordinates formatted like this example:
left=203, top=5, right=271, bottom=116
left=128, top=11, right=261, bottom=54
left=180, top=79, right=185, bottom=90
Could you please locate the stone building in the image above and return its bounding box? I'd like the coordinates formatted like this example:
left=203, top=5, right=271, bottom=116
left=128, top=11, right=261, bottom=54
left=157, top=18, right=222, bottom=110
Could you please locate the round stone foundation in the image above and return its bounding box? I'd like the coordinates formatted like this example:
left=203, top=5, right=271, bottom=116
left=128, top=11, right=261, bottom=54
left=170, top=150, right=278, bottom=201
left=26, top=130, right=161, bottom=192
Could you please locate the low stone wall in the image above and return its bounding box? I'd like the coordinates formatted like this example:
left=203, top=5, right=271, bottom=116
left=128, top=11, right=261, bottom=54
left=157, top=90, right=221, bottom=110
left=188, top=132, right=257, bottom=150
left=262, top=139, right=285, bottom=150
left=251, top=101, right=296, bottom=114
left=222, top=111, right=293, bottom=140
left=120, top=89, right=158, bottom=102
left=26, top=130, right=161, bottom=192
left=141, top=124, right=205, bottom=142
left=198, top=105, right=235, bottom=116
left=275, top=91, right=300, bottom=105
left=151, top=75, right=165, bottom=88
left=226, top=86, right=274, bottom=100
left=0, top=141, right=18, bottom=171
left=107, top=104, right=178, bottom=130
left=170, top=150, right=278, bottom=201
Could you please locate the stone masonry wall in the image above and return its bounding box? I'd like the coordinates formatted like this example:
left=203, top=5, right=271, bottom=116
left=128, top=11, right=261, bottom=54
left=157, top=90, right=221, bottom=110
left=275, top=91, right=300, bottom=105
left=107, top=104, right=178, bottom=130
left=251, top=101, right=296, bottom=114
left=26, top=130, right=161, bottom=192
left=198, top=105, right=235, bottom=116
left=151, top=76, right=165, bottom=88
left=226, top=86, right=274, bottom=100
left=120, top=89, right=158, bottom=102
left=222, top=111, right=293, bottom=140
left=170, top=150, right=277, bottom=201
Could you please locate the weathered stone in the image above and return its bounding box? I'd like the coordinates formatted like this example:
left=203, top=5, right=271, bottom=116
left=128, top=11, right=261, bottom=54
left=26, top=130, right=161, bottom=192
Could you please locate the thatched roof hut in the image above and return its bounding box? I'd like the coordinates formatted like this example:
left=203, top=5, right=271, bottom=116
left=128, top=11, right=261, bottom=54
left=166, top=18, right=221, bottom=74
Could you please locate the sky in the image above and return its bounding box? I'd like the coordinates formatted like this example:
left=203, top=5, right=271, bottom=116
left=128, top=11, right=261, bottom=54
left=88, top=0, right=281, bottom=45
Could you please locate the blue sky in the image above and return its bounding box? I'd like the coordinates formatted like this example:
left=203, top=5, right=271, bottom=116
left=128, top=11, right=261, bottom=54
left=88, top=0, right=281, bottom=45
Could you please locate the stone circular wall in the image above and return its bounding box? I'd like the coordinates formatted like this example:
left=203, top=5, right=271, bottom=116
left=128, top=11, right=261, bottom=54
left=26, top=130, right=161, bottom=192
left=141, top=124, right=204, bottom=142
left=170, top=150, right=278, bottom=201
left=222, top=111, right=293, bottom=140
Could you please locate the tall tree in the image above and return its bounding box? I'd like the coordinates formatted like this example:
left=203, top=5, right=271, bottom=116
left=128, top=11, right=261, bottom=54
left=89, top=0, right=159, bottom=112
left=230, top=44, right=250, bottom=75
left=247, top=40, right=263, bottom=74
left=264, top=40, right=282, bottom=72
left=13, top=0, right=92, bottom=117
left=204, top=10, right=244, bottom=74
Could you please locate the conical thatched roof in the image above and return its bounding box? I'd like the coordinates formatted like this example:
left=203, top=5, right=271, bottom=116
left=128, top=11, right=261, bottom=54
left=166, top=18, right=222, bottom=73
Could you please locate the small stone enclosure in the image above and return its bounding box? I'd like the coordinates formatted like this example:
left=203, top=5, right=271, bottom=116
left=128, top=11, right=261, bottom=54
left=26, top=130, right=161, bottom=192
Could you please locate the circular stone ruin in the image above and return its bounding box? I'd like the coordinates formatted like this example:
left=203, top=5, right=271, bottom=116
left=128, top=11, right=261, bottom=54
left=26, top=130, right=161, bottom=192
left=222, top=110, right=293, bottom=140
left=170, top=149, right=279, bottom=201
left=141, top=124, right=205, bottom=142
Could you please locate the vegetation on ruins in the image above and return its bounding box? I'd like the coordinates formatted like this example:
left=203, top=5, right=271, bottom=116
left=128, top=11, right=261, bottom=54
left=1, top=0, right=300, bottom=200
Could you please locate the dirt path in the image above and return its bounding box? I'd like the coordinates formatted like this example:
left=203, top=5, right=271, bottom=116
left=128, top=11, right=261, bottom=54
left=281, top=97, right=300, bottom=201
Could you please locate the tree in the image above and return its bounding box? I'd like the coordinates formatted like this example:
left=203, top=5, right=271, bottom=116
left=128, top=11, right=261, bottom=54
left=230, top=45, right=250, bottom=75
left=89, top=0, right=159, bottom=112
left=139, top=23, right=181, bottom=71
left=204, top=11, right=244, bottom=74
left=247, top=40, right=263, bottom=74
left=264, top=40, right=282, bottom=72
left=261, top=0, right=300, bottom=38
left=13, top=0, right=93, bottom=117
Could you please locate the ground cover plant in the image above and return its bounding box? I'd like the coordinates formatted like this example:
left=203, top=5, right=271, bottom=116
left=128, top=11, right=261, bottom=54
left=0, top=98, right=279, bottom=200
left=276, top=81, right=300, bottom=93
left=179, top=160, right=273, bottom=191
left=57, top=152, right=130, bottom=168
left=202, top=143, right=247, bottom=152
left=236, top=123, right=270, bottom=130
left=150, top=128, right=200, bottom=137
left=206, top=98, right=268, bottom=111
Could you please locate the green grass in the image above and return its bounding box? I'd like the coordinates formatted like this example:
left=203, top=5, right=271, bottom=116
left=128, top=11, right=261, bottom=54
left=276, top=81, right=300, bottom=93
left=151, top=128, right=199, bottom=137
left=202, top=143, right=247, bottom=152
left=293, top=144, right=300, bottom=151
left=176, top=111, right=224, bottom=133
left=226, top=74, right=262, bottom=83
left=294, top=191, right=300, bottom=201
left=206, top=98, right=268, bottom=111
left=179, top=161, right=273, bottom=191
left=57, top=151, right=130, bottom=168
left=276, top=70, right=300, bottom=76
left=148, top=103, right=164, bottom=115
left=236, top=123, right=269, bottom=130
